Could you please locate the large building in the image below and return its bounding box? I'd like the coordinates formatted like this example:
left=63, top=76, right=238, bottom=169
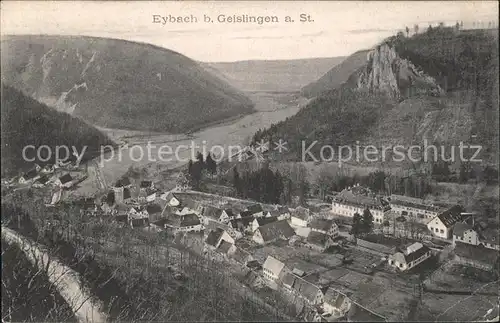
left=426, top=205, right=464, bottom=239
left=388, top=242, right=432, bottom=271
left=331, top=188, right=387, bottom=224
left=388, top=194, right=444, bottom=223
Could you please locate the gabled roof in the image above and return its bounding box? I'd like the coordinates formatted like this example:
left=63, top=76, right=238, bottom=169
left=324, top=288, right=348, bottom=308
left=281, top=272, right=296, bottom=287
left=205, top=228, right=225, bottom=247
left=256, top=220, right=295, bottom=242
left=334, top=189, right=384, bottom=210
left=231, top=217, right=254, bottom=230
left=247, top=204, right=263, bottom=214
left=256, top=216, right=279, bottom=226
left=22, top=168, right=39, bottom=180
left=436, top=205, right=464, bottom=228
left=232, top=247, right=252, bottom=265
left=293, top=277, right=322, bottom=303
left=480, top=228, right=499, bottom=245
left=291, top=206, right=310, bottom=220
left=140, top=180, right=153, bottom=188
left=455, top=241, right=499, bottom=264
left=202, top=205, right=223, bottom=220
left=222, top=209, right=234, bottom=218
left=35, top=175, right=49, bottom=185
left=146, top=204, right=163, bottom=215
left=181, top=213, right=201, bottom=227
left=278, top=206, right=290, bottom=213
left=391, top=242, right=430, bottom=264
left=310, top=218, right=337, bottom=232
left=217, top=240, right=234, bottom=254
left=115, top=177, right=131, bottom=187
left=453, top=222, right=474, bottom=238
left=59, top=173, right=73, bottom=184
left=306, top=231, right=331, bottom=248
left=123, top=187, right=131, bottom=199
left=263, top=256, right=285, bottom=276
left=389, top=194, right=441, bottom=212
left=240, top=210, right=254, bottom=218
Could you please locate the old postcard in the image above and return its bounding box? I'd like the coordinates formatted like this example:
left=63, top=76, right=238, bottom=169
left=1, top=1, right=499, bottom=322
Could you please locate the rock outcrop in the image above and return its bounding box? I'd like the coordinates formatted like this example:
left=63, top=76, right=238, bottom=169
left=356, top=43, right=443, bottom=99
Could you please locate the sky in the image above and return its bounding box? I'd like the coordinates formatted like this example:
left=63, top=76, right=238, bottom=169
left=2, top=1, right=498, bottom=62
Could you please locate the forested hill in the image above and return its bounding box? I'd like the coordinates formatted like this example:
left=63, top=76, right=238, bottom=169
left=1, top=35, right=254, bottom=133
left=253, top=27, right=499, bottom=165
left=1, top=84, right=115, bottom=176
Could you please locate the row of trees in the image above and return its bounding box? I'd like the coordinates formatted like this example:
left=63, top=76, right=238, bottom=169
left=350, top=208, right=374, bottom=237
left=232, top=165, right=284, bottom=204
left=187, top=152, right=217, bottom=189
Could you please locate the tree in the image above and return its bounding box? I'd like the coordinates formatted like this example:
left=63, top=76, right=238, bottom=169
left=361, top=208, right=374, bottom=234
left=428, top=24, right=433, bottom=32
left=205, top=153, right=217, bottom=175
left=405, top=26, right=410, bottom=37
left=188, top=159, right=193, bottom=176
left=414, top=24, right=419, bottom=35
left=350, top=213, right=363, bottom=237
left=106, top=191, right=115, bottom=206
left=455, top=21, right=460, bottom=31
left=232, top=168, right=242, bottom=197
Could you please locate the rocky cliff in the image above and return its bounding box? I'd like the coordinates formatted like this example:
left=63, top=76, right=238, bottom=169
left=355, top=43, right=443, bottom=99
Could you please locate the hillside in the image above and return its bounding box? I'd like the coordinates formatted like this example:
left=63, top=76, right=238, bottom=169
left=1, top=35, right=254, bottom=133
left=254, top=27, right=499, bottom=165
left=1, top=84, right=115, bottom=176
left=300, top=50, right=369, bottom=97
left=201, top=57, right=345, bottom=93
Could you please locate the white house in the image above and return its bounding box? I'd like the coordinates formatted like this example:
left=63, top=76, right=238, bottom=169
left=427, top=205, right=463, bottom=239
left=290, top=206, right=310, bottom=227
left=253, top=220, right=295, bottom=245
left=331, top=189, right=387, bottom=224
left=262, top=256, right=285, bottom=282
left=389, top=194, right=442, bottom=223
left=453, top=222, right=480, bottom=247
left=480, top=228, right=500, bottom=250
left=388, top=242, right=432, bottom=271
left=309, top=218, right=339, bottom=238
left=162, top=192, right=181, bottom=207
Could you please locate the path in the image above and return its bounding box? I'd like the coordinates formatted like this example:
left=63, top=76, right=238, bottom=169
left=1, top=226, right=107, bottom=323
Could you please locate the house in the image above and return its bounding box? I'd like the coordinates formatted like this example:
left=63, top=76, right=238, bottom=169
left=219, top=209, right=234, bottom=223
left=229, top=217, right=255, bottom=234
left=231, top=247, right=254, bottom=266
left=281, top=273, right=324, bottom=305
left=251, top=216, right=279, bottom=232
left=323, top=288, right=351, bottom=316
left=388, top=242, right=432, bottom=271
left=479, top=228, right=499, bottom=250
left=427, top=205, right=464, bottom=239
left=309, top=218, right=339, bottom=237
left=139, top=180, right=154, bottom=190
left=202, top=206, right=224, bottom=224
left=245, top=259, right=261, bottom=270
left=331, top=189, right=387, bottom=224
left=115, top=177, right=132, bottom=188
left=290, top=206, right=310, bottom=227
left=123, top=188, right=132, bottom=202
left=18, top=168, right=40, bottom=184
left=262, top=256, right=285, bottom=282
left=159, top=212, right=202, bottom=232
left=454, top=241, right=499, bottom=270
left=217, top=240, right=237, bottom=257
left=40, top=164, right=55, bottom=174
left=205, top=228, right=235, bottom=250
left=246, top=204, right=264, bottom=217
left=389, top=194, right=443, bottom=222
left=75, top=198, right=98, bottom=216
left=32, top=175, right=50, bottom=188
left=162, top=191, right=181, bottom=207
left=50, top=189, right=62, bottom=205
left=276, top=206, right=291, bottom=220
left=56, top=174, right=74, bottom=188
left=237, top=210, right=254, bottom=219
left=252, top=220, right=295, bottom=244
left=306, top=231, right=336, bottom=252
left=146, top=203, right=163, bottom=222
left=453, top=222, right=480, bottom=246
left=128, top=206, right=149, bottom=218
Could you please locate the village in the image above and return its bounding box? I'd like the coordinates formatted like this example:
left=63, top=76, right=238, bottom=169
left=4, top=158, right=499, bottom=322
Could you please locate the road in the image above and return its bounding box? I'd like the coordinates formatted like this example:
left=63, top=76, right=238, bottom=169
left=2, top=226, right=107, bottom=323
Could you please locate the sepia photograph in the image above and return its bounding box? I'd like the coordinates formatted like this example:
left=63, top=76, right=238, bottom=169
left=1, top=1, right=499, bottom=322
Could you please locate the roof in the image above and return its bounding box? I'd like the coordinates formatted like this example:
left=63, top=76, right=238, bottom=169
left=35, top=176, right=49, bottom=185
left=334, top=189, right=384, bottom=210
left=263, top=256, right=285, bottom=276
left=140, top=180, right=152, bottom=188
left=453, top=222, right=475, bottom=238
left=347, top=303, right=386, bottom=322
left=293, top=277, right=322, bottom=303
left=247, top=204, right=263, bottom=214
left=205, top=228, right=225, bottom=247
left=310, top=218, right=337, bottom=232
left=123, top=188, right=131, bottom=199
left=59, top=173, right=73, bottom=184
left=231, top=217, right=254, bottom=230
left=180, top=213, right=201, bottom=227
left=455, top=241, right=499, bottom=264
left=389, top=194, right=441, bottom=212
left=246, top=259, right=261, bottom=269
left=202, top=206, right=223, bottom=220
left=146, top=204, right=163, bottom=215
left=256, top=220, right=295, bottom=242
left=22, top=168, right=39, bottom=180
left=256, top=216, right=279, bottom=226
left=232, top=248, right=252, bottom=265
left=480, top=228, right=499, bottom=245
left=306, top=231, right=331, bottom=248
left=115, top=177, right=131, bottom=187
left=392, top=242, right=431, bottom=264
left=222, top=209, right=234, bottom=218
left=239, top=210, right=254, bottom=218
left=436, top=205, right=464, bottom=228
left=278, top=206, right=290, bottom=213
left=291, top=206, right=310, bottom=220
left=217, top=240, right=234, bottom=254
left=282, top=272, right=296, bottom=287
